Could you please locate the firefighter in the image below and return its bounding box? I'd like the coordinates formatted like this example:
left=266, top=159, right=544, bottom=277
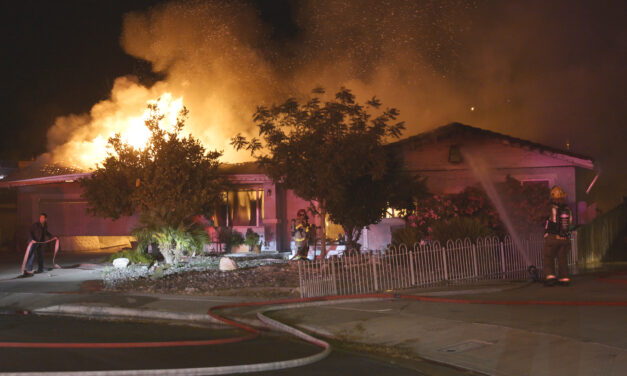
left=542, top=186, right=573, bottom=286
left=291, top=209, right=310, bottom=260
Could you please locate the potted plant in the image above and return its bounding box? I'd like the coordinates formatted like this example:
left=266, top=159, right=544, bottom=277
left=218, top=227, right=245, bottom=253
left=245, top=229, right=262, bottom=253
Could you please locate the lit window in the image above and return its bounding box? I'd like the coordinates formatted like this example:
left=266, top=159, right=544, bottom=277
left=214, top=188, right=264, bottom=227
left=385, top=208, right=406, bottom=218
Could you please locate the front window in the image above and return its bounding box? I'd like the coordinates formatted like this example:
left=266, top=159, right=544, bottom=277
left=213, top=188, right=264, bottom=227
left=385, top=207, right=407, bottom=218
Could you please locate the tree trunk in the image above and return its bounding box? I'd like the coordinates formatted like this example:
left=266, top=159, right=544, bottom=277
left=320, top=202, right=327, bottom=259
left=343, top=225, right=362, bottom=255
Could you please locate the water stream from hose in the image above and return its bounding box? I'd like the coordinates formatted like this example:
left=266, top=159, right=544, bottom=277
left=461, top=149, right=531, bottom=265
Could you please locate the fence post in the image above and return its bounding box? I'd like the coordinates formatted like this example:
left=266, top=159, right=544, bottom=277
left=472, top=244, right=478, bottom=277
left=298, top=261, right=304, bottom=298
left=331, top=257, right=338, bottom=295
left=571, top=231, right=579, bottom=275
left=371, top=254, right=379, bottom=291
left=500, top=242, right=506, bottom=278
left=442, top=247, right=448, bottom=280
left=409, top=251, right=416, bottom=286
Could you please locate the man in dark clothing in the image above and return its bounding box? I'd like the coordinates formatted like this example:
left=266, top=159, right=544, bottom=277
left=26, top=213, right=55, bottom=273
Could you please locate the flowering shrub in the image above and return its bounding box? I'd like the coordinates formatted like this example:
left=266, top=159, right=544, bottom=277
left=432, top=217, right=494, bottom=243
left=406, top=176, right=550, bottom=241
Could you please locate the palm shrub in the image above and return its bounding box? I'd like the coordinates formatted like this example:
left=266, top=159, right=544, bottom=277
left=173, top=222, right=209, bottom=257
left=132, top=217, right=209, bottom=264
left=431, top=217, right=494, bottom=244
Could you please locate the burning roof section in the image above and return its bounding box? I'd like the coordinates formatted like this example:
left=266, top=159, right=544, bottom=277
left=0, top=163, right=90, bottom=188
left=0, top=161, right=267, bottom=188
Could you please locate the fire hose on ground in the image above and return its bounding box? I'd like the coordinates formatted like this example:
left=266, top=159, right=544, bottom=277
left=1, top=290, right=627, bottom=376
left=20, top=238, right=61, bottom=275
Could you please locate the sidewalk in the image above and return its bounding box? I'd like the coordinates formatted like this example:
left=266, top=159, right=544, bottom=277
left=268, top=273, right=627, bottom=376
left=1, top=257, right=626, bottom=376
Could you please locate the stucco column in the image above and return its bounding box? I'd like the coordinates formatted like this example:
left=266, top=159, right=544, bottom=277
left=262, top=183, right=280, bottom=251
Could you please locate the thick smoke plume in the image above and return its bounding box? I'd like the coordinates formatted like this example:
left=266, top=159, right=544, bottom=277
left=44, top=0, right=625, bottom=207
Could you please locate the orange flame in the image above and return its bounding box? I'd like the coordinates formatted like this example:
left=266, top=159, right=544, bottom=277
left=120, top=94, right=184, bottom=150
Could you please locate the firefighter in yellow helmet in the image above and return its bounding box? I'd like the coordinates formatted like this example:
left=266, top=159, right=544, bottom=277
left=542, top=186, right=573, bottom=286
left=290, top=209, right=311, bottom=260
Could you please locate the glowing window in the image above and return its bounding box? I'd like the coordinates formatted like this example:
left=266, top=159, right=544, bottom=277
left=214, top=188, right=264, bottom=227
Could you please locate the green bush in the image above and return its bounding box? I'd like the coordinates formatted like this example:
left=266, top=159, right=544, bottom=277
left=131, top=215, right=209, bottom=264
left=109, top=249, right=156, bottom=264
left=431, top=217, right=494, bottom=243
left=391, top=227, right=423, bottom=248
left=244, top=229, right=261, bottom=250
left=218, top=227, right=244, bottom=252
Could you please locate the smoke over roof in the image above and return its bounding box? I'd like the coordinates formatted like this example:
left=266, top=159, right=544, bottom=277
left=40, top=0, right=625, bottom=208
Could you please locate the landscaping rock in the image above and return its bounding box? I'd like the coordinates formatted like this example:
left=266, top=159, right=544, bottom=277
left=219, top=257, right=238, bottom=271
left=112, top=258, right=130, bottom=269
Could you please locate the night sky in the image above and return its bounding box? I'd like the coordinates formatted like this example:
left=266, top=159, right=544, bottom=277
left=0, top=0, right=625, bottom=208
left=0, top=0, right=295, bottom=159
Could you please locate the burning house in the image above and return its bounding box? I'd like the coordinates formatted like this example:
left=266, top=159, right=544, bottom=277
left=0, top=123, right=596, bottom=254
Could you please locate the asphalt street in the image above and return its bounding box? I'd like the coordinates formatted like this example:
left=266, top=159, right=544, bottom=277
left=0, top=314, right=424, bottom=375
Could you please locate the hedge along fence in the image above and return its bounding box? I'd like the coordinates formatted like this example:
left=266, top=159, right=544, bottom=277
left=577, top=202, right=627, bottom=264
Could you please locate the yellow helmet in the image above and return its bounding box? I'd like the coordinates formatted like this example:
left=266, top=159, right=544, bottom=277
left=550, top=186, right=566, bottom=200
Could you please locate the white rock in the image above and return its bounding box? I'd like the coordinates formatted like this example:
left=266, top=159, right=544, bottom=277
left=219, top=257, right=238, bottom=271
left=112, top=258, right=130, bottom=269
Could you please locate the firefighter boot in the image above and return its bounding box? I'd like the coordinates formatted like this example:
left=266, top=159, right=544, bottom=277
left=558, top=278, right=570, bottom=286
left=544, top=275, right=557, bottom=287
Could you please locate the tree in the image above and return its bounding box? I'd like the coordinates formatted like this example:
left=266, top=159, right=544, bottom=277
left=80, top=104, right=227, bottom=263
left=325, top=149, right=428, bottom=252
left=232, top=87, right=411, bottom=257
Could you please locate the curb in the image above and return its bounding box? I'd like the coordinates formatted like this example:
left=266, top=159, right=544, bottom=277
left=30, top=282, right=532, bottom=326
left=33, top=305, right=224, bottom=325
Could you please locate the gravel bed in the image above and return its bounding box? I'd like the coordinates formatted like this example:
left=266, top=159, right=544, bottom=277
left=102, top=255, right=298, bottom=296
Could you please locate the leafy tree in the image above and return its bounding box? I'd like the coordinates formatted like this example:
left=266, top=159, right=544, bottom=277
left=325, top=149, right=428, bottom=252
left=80, top=104, right=227, bottom=263
left=232, top=87, right=413, bottom=257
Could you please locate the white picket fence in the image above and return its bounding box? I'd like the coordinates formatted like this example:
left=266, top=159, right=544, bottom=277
left=298, top=233, right=578, bottom=298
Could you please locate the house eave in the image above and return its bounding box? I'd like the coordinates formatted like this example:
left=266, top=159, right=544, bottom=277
left=0, top=173, right=92, bottom=188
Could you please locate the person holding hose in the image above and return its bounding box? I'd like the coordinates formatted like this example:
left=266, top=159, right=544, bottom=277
left=25, top=213, right=56, bottom=274
left=542, top=186, right=573, bottom=286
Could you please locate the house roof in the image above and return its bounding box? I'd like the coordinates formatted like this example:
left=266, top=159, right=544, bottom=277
left=218, top=161, right=265, bottom=175
left=0, top=161, right=267, bottom=188
left=0, top=123, right=595, bottom=188
left=0, top=163, right=90, bottom=188
left=389, top=122, right=595, bottom=169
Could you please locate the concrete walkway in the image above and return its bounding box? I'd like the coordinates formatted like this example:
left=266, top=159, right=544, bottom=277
left=1, top=254, right=625, bottom=376
left=269, top=277, right=627, bottom=376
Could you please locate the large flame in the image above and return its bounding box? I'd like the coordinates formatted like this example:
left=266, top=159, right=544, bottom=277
left=45, top=82, right=189, bottom=170
left=120, top=94, right=184, bottom=150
